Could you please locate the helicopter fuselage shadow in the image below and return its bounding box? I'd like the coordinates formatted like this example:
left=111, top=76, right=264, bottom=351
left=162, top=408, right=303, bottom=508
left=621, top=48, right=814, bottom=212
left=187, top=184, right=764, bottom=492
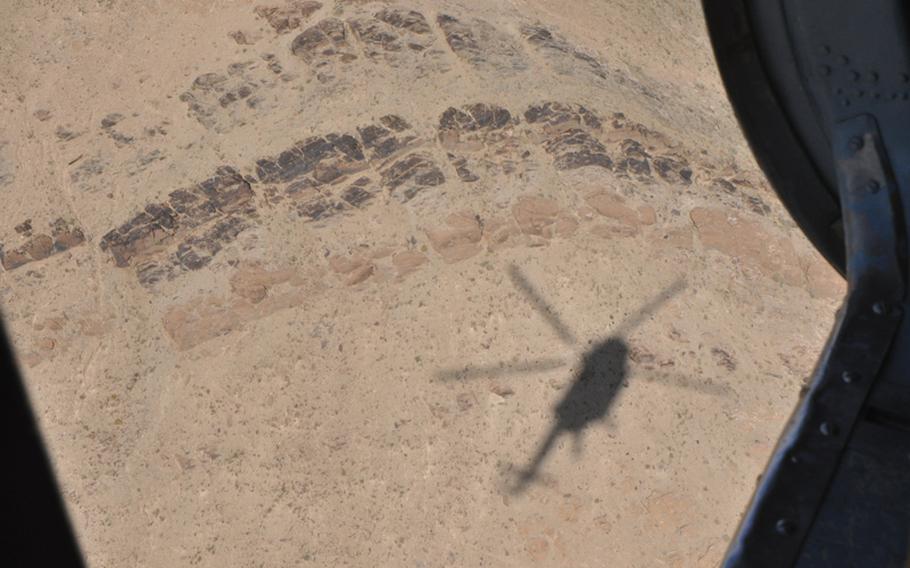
left=511, top=337, right=629, bottom=494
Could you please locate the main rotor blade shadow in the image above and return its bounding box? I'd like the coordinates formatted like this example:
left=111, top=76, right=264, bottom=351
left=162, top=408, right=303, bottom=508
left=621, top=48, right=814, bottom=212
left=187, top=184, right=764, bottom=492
left=508, top=264, right=578, bottom=346
left=613, top=278, right=687, bottom=338
left=639, top=372, right=732, bottom=396
left=437, top=358, right=567, bottom=381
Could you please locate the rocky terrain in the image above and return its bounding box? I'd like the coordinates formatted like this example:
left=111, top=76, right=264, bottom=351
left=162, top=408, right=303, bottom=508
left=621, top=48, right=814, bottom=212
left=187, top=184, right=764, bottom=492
left=0, top=1, right=843, bottom=566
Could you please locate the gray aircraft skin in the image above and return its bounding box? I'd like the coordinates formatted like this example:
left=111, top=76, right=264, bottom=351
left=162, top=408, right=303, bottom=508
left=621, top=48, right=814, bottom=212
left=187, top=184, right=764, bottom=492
left=704, top=1, right=910, bottom=566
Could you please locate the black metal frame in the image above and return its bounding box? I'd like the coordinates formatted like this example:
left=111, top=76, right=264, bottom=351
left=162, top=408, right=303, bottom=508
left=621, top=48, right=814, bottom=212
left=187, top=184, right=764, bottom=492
left=2, top=318, right=85, bottom=567
left=702, top=0, right=845, bottom=275
left=704, top=1, right=910, bottom=566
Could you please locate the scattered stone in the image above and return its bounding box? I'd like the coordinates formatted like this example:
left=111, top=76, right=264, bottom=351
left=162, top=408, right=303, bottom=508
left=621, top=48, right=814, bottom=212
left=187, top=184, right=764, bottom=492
left=524, top=101, right=602, bottom=131
left=349, top=8, right=434, bottom=64
left=261, top=53, right=283, bottom=74
left=449, top=156, right=479, bottom=182
left=108, top=130, right=134, bottom=147
left=585, top=192, right=650, bottom=228
left=805, top=256, right=845, bottom=299
left=0, top=248, right=29, bottom=270
left=328, top=255, right=374, bottom=285
left=36, top=316, right=65, bottom=332
left=711, top=347, right=737, bottom=371
left=376, top=8, right=431, bottom=34
left=392, top=250, right=428, bottom=278
left=290, top=18, right=358, bottom=67
left=254, top=1, right=322, bottom=33
left=521, top=23, right=608, bottom=80
left=217, top=84, right=255, bottom=108
left=630, top=345, right=656, bottom=365
left=744, top=195, right=772, bottom=216
left=230, top=264, right=298, bottom=303
left=179, top=66, right=268, bottom=131
left=638, top=206, right=657, bottom=226
left=14, top=219, right=32, bottom=237
left=512, top=196, right=577, bottom=238
left=22, top=235, right=54, bottom=261
left=100, top=113, right=125, bottom=129
left=193, top=72, right=229, bottom=90
left=358, top=116, right=418, bottom=162
left=659, top=227, right=693, bottom=250
left=77, top=317, right=109, bottom=337
left=542, top=128, right=612, bottom=171
left=652, top=154, right=693, bottom=185
left=609, top=111, right=661, bottom=138
left=436, top=14, right=527, bottom=71
left=439, top=103, right=513, bottom=136
left=1, top=218, right=86, bottom=271
left=255, top=134, right=366, bottom=185
left=425, top=211, right=483, bottom=263
left=69, top=157, right=104, bottom=184
left=55, top=126, right=79, bottom=141
left=437, top=103, right=522, bottom=179
left=50, top=218, right=86, bottom=251
left=689, top=207, right=804, bottom=286
left=438, top=103, right=514, bottom=150
left=713, top=178, right=737, bottom=194
left=456, top=392, right=474, bottom=411
left=590, top=223, right=639, bottom=239
left=380, top=153, right=445, bottom=202
left=100, top=166, right=254, bottom=276
left=228, top=30, right=257, bottom=45
left=512, top=197, right=560, bottom=235
left=615, top=138, right=651, bottom=177
left=340, top=177, right=375, bottom=207
left=162, top=282, right=312, bottom=350
left=174, top=215, right=251, bottom=271
left=380, top=115, right=410, bottom=132
left=483, top=217, right=522, bottom=251
left=490, top=384, right=515, bottom=398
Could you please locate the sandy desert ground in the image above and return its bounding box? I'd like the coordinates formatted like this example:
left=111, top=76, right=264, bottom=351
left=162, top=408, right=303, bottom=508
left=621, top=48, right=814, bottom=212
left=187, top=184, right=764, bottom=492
left=0, top=0, right=845, bottom=566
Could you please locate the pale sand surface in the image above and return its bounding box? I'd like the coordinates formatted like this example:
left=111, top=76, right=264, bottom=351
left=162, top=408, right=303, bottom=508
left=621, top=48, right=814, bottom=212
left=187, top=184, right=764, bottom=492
left=0, top=1, right=842, bottom=566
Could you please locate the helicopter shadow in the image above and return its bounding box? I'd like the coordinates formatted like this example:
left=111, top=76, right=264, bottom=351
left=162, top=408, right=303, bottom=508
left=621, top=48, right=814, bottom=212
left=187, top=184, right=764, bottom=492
left=437, top=265, right=723, bottom=494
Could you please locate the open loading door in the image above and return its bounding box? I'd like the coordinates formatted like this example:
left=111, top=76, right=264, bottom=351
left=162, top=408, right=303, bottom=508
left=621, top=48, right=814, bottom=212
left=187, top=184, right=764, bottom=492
left=704, top=1, right=910, bottom=566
